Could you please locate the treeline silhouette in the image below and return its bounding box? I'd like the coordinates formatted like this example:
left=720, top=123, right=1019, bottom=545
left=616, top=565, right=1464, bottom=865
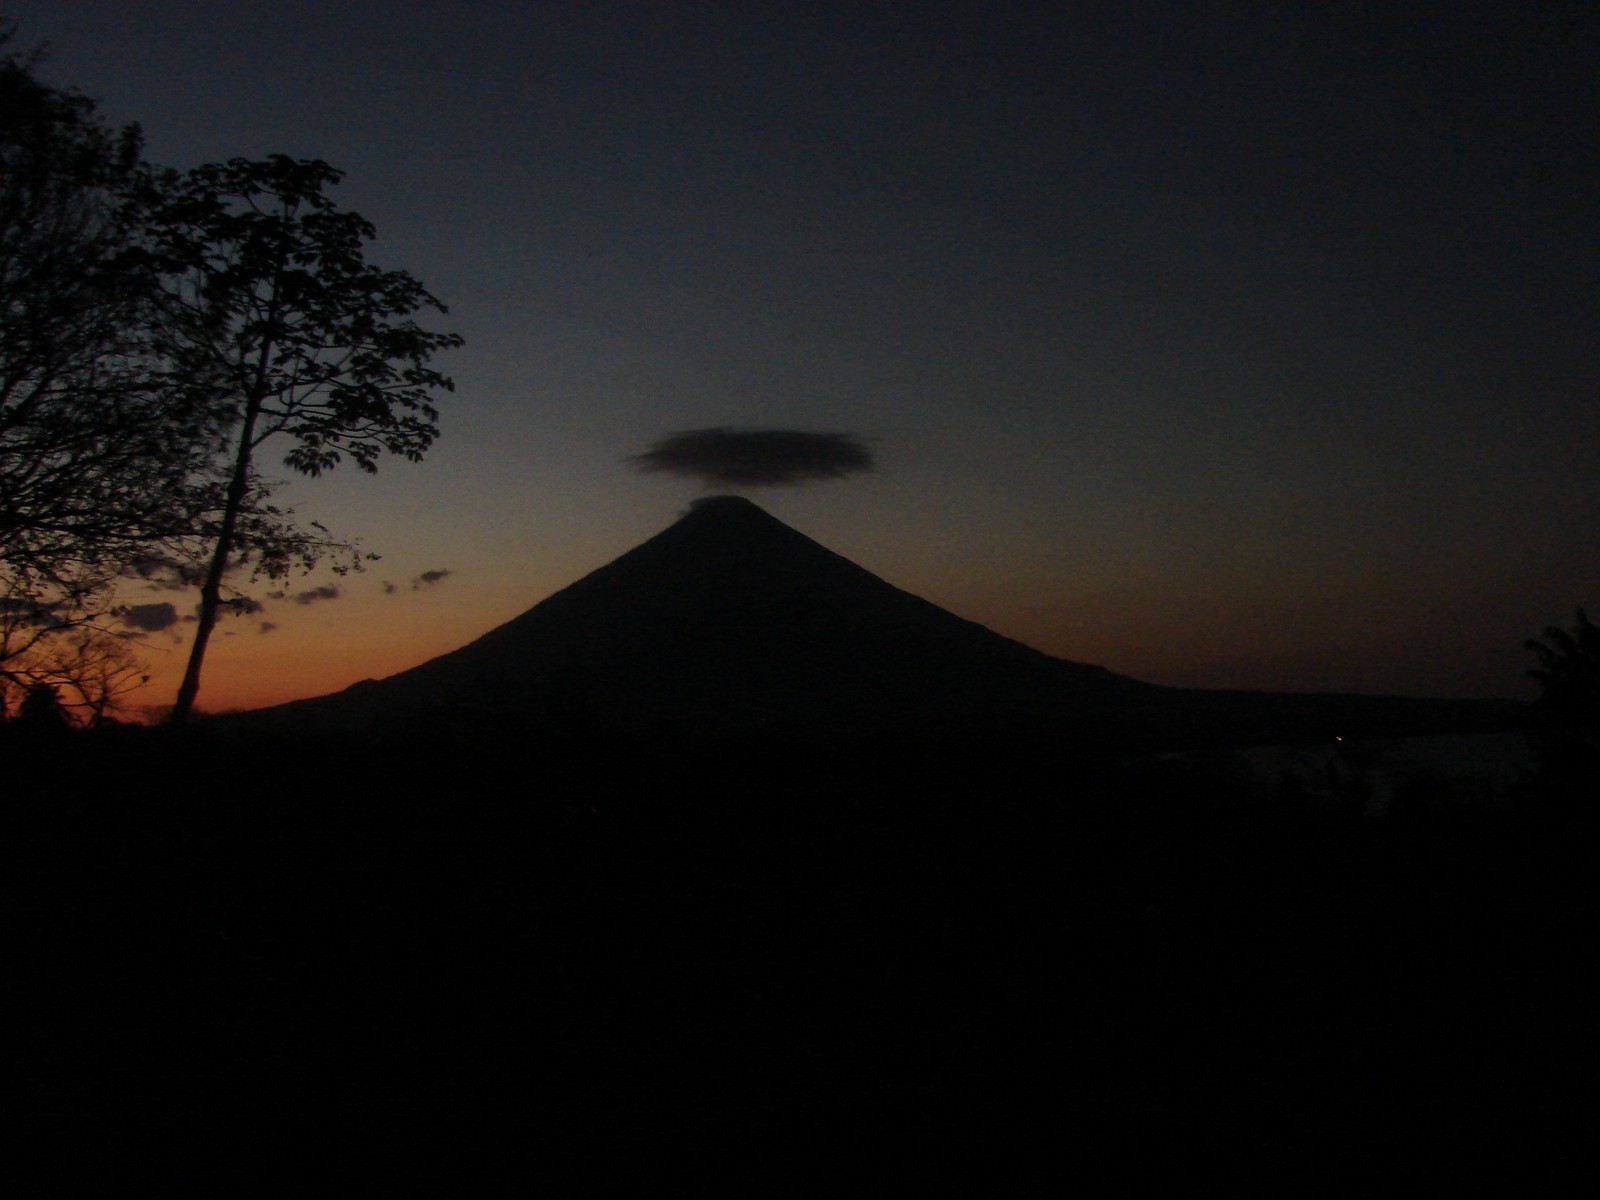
left=7, top=720, right=1585, bottom=1175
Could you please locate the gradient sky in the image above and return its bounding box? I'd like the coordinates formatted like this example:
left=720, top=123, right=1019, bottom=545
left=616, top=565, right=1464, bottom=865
left=10, top=0, right=1597, bottom=712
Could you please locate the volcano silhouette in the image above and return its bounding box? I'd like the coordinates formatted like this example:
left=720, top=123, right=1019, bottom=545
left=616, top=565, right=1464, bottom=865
left=264, top=495, right=1522, bottom=748
left=273, top=496, right=1143, bottom=741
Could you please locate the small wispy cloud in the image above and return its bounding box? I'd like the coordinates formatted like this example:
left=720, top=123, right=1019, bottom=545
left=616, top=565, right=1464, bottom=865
left=127, top=553, right=203, bottom=590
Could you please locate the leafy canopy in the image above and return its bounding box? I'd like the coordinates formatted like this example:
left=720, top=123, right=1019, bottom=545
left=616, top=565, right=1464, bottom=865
left=1, top=26, right=464, bottom=725
left=0, top=34, right=217, bottom=596
left=147, top=155, right=463, bottom=481
left=1, top=28, right=223, bottom=722
left=1527, top=607, right=1600, bottom=722
left=151, top=154, right=463, bottom=722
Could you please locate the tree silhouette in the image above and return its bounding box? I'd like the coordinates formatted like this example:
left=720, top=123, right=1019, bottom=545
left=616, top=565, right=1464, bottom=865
left=145, top=156, right=463, bottom=723
left=1527, top=607, right=1600, bottom=724
left=1525, top=606, right=1599, bottom=813
left=0, top=28, right=223, bottom=713
left=16, top=679, right=69, bottom=731
left=0, top=602, right=146, bottom=725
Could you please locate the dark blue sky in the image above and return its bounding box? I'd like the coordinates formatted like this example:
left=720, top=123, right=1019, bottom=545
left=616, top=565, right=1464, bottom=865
left=11, top=0, right=1597, bottom=707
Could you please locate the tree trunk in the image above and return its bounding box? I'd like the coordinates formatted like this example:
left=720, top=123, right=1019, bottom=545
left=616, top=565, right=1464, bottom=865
left=168, top=394, right=261, bottom=724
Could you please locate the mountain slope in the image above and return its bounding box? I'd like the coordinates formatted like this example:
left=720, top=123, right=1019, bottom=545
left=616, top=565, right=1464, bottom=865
left=288, top=496, right=1136, bottom=740
left=256, top=496, right=1524, bottom=748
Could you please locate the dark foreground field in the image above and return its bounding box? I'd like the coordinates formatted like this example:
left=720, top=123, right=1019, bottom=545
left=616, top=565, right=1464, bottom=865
left=7, top=721, right=1589, bottom=1181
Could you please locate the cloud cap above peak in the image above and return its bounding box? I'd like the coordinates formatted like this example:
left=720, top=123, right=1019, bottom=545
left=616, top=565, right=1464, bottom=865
left=629, top=428, right=874, bottom=488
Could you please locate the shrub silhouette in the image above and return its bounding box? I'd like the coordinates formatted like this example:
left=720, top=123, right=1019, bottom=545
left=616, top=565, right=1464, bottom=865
left=1524, top=607, right=1599, bottom=816
left=1527, top=607, right=1600, bottom=722
left=17, top=681, right=69, bottom=731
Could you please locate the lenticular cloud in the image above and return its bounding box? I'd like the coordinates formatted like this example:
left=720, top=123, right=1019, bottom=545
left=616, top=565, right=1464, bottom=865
left=629, top=428, right=874, bottom=488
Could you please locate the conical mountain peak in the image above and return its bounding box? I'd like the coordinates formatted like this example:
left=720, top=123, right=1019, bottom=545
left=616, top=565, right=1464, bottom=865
left=685, top=493, right=772, bottom=518
left=256, top=500, right=1519, bottom=748
left=638, top=493, right=847, bottom=559
left=286, top=497, right=1129, bottom=740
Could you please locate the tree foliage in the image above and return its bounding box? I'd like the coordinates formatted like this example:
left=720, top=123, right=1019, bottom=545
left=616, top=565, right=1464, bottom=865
left=1527, top=607, right=1600, bottom=724
left=0, top=34, right=220, bottom=582
left=0, top=29, right=223, bottom=721
left=146, top=155, right=463, bottom=722
left=0, top=599, right=147, bottom=725
left=1, top=30, right=462, bottom=726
